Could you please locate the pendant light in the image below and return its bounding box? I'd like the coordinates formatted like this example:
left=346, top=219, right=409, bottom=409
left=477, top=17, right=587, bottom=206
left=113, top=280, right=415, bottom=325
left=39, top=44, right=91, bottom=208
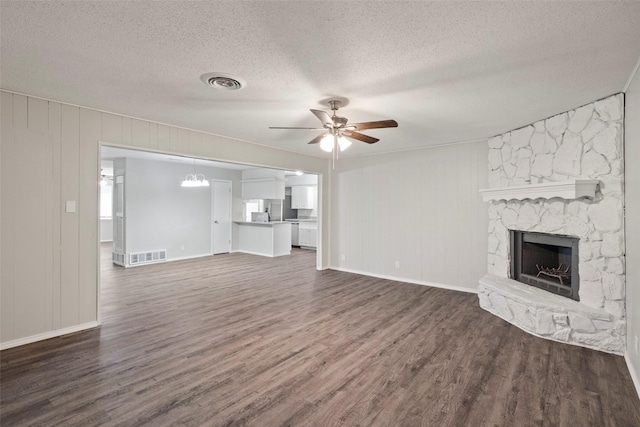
left=181, top=159, right=210, bottom=187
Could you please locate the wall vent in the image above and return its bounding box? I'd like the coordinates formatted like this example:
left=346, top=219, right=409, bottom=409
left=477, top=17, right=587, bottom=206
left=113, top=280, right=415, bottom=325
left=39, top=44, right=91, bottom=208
left=129, top=250, right=167, bottom=266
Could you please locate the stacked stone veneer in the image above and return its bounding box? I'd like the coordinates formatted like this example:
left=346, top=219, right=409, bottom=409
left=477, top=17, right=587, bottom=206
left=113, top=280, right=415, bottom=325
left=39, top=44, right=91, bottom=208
left=478, top=93, right=625, bottom=354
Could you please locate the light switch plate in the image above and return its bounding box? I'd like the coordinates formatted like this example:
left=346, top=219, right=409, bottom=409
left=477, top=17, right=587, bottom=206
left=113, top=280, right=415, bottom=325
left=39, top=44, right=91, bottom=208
left=65, top=200, right=76, bottom=213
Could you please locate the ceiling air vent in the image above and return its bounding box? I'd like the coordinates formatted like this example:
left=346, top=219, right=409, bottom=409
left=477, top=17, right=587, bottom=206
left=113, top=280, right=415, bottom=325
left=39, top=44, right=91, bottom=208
left=200, top=73, right=245, bottom=91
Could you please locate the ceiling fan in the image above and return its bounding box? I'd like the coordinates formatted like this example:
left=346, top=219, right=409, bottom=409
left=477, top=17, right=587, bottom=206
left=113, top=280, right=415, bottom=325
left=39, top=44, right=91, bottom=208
left=269, top=100, right=398, bottom=154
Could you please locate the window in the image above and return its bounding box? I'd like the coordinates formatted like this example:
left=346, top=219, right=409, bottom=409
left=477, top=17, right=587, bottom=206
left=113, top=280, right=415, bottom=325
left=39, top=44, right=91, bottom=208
left=100, top=182, right=113, bottom=218
left=244, top=200, right=264, bottom=221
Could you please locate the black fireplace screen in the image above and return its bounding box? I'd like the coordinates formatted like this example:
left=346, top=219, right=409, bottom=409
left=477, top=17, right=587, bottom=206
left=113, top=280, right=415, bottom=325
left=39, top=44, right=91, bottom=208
left=510, top=230, right=580, bottom=301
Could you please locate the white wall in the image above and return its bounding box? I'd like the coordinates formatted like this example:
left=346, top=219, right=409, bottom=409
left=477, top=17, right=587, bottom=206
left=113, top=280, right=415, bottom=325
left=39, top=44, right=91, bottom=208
left=100, top=218, right=113, bottom=242
left=330, top=141, right=489, bottom=292
left=123, top=158, right=242, bottom=261
left=0, top=90, right=329, bottom=348
left=625, top=68, right=640, bottom=393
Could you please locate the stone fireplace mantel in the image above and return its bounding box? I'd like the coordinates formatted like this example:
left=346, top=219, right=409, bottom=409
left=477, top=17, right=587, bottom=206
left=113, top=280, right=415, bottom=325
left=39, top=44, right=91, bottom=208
left=479, top=179, right=599, bottom=202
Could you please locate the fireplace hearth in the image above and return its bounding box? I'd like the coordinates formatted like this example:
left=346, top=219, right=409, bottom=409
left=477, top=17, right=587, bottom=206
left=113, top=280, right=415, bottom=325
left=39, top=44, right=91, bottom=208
left=510, top=230, right=579, bottom=301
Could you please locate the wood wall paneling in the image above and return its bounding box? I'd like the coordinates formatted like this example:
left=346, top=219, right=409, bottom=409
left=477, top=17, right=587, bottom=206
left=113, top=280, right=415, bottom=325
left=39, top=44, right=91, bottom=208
left=176, top=128, right=189, bottom=154
left=12, top=94, right=27, bottom=130
left=27, top=97, right=49, bottom=134
left=78, top=108, right=100, bottom=323
left=60, top=104, right=80, bottom=328
left=156, top=124, right=172, bottom=153
left=148, top=122, right=158, bottom=150
left=624, top=67, right=640, bottom=394
left=101, top=113, right=123, bottom=144
left=331, top=142, right=488, bottom=291
left=1, top=92, right=16, bottom=341
left=121, top=116, right=132, bottom=145
left=188, top=130, right=203, bottom=154
left=401, top=155, right=424, bottom=281
left=49, top=101, right=62, bottom=330
left=131, top=119, right=150, bottom=149
left=14, top=129, right=48, bottom=337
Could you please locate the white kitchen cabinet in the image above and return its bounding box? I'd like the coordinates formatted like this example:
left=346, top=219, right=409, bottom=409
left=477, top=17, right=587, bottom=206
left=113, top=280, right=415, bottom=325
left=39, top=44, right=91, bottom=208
left=291, top=223, right=299, bottom=246
left=291, top=186, right=317, bottom=209
left=298, top=221, right=317, bottom=249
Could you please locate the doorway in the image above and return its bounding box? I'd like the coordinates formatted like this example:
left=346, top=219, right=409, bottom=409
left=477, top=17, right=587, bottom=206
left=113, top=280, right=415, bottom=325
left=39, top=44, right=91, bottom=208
left=212, top=180, right=232, bottom=254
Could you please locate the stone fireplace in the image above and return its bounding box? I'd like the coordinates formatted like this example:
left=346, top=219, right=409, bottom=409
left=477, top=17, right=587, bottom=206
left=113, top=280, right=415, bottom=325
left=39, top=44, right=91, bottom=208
left=477, top=94, right=626, bottom=354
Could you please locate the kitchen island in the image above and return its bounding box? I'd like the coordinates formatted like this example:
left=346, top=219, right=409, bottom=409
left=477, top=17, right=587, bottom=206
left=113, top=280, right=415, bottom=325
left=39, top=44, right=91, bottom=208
left=234, top=221, right=292, bottom=257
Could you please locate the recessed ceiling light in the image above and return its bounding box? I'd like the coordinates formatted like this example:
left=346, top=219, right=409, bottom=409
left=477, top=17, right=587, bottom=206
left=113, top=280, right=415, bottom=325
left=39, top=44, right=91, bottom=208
left=200, top=72, right=246, bottom=91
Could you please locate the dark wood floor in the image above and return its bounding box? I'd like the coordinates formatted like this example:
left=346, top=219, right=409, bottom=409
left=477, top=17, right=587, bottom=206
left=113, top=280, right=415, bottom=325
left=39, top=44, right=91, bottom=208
left=1, top=245, right=639, bottom=426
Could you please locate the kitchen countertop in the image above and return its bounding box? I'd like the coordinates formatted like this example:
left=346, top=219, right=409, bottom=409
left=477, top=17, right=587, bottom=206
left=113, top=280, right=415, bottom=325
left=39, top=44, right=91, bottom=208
left=284, top=218, right=317, bottom=222
left=234, top=221, right=291, bottom=226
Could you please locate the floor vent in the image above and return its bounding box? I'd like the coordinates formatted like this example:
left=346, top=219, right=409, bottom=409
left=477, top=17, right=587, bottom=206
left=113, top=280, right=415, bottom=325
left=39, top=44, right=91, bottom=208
left=129, top=250, right=167, bottom=266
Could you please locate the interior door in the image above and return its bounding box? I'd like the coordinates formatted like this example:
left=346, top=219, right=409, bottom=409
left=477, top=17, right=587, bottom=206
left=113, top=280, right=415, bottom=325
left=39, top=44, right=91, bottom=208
left=212, top=180, right=232, bottom=254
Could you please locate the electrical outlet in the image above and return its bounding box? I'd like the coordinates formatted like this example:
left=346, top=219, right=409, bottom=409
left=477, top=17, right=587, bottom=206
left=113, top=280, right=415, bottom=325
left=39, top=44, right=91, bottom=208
left=341, top=254, right=346, bottom=262
left=635, top=336, right=639, bottom=355
left=395, top=261, right=400, bottom=269
left=180, top=245, right=185, bottom=251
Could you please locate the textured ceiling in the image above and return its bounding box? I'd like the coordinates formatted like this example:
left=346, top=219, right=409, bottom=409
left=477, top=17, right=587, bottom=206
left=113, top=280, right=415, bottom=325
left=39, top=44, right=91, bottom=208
left=2, top=1, right=640, bottom=158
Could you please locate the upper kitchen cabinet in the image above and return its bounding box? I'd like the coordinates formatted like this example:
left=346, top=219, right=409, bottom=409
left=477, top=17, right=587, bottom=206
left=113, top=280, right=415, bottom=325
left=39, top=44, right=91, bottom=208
left=291, top=186, right=317, bottom=209
left=242, top=168, right=285, bottom=200
left=286, top=174, right=318, bottom=209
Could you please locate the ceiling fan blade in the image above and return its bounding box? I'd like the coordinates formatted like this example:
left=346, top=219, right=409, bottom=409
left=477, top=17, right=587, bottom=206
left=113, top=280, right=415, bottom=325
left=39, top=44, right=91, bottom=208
left=269, top=126, right=326, bottom=130
left=349, top=120, right=398, bottom=131
left=310, top=109, right=334, bottom=127
left=308, top=132, right=329, bottom=144
left=342, top=130, right=379, bottom=144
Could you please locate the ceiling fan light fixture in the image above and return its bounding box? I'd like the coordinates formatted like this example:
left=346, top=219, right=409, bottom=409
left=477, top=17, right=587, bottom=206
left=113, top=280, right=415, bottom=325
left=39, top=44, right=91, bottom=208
left=338, top=137, right=352, bottom=151
left=319, top=134, right=352, bottom=152
left=200, top=72, right=246, bottom=91
left=320, top=135, right=334, bottom=152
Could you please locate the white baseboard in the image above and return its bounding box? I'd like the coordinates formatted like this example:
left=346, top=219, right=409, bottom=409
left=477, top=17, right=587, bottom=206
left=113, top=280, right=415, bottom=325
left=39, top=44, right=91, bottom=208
left=625, top=353, right=640, bottom=400
left=233, top=250, right=290, bottom=258
left=168, top=253, right=213, bottom=262
left=0, top=321, right=100, bottom=351
left=331, top=267, right=479, bottom=294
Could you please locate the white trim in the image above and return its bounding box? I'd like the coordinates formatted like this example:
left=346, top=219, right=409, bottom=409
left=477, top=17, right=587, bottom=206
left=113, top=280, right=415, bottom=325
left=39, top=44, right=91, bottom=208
left=211, top=179, right=233, bottom=256
left=0, top=321, right=99, bottom=350
left=332, top=267, right=478, bottom=294
left=234, top=250, right=289, bottom=258
left=623, top=54, right=640, bottom=93
left=625, top=353, right=640, bottom=400
left=158, top=253, right=213, bottom=263
left=479, top=179, right=599, bottom=202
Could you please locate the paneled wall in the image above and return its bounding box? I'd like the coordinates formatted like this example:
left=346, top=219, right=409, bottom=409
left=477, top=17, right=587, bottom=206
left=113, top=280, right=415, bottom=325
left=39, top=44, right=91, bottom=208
left=625, top=69, right=640, bottom=392
left=0, top=91, right=328, bottom=347
left=330, top=141, right=489, bottom=292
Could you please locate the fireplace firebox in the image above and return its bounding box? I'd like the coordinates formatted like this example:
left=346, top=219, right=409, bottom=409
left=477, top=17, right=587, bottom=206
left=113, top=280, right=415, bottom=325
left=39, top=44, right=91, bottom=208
left=510, top=230, right=580, bottom=301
